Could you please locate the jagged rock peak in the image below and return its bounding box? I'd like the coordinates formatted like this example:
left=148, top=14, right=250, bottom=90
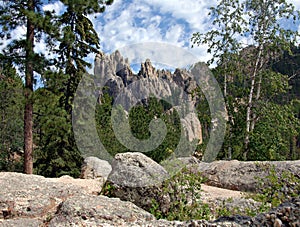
left=93, top=51, right=204, bottom=144
left=94, top=50, right=132, bottom=79
left=138, top=58, right=159, bottom=78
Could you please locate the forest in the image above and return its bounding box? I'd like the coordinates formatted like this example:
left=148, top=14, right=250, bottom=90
left=0, top=0, right=300, bottom=178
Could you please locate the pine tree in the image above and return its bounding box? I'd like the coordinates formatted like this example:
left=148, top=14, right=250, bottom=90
left=0, top=0, right=57, bottom=173
left=0, top=55, right=24, bottom=171
left=0, top=0, right=113, bottom=174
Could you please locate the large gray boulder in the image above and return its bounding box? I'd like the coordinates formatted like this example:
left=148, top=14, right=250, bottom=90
left=80, top=156, right=112, bottom=181
left=48, top=195, right=155, bottom=226
left=196, top=160, right=300, bottom=192
left=105, top=152, right=170, bottom=212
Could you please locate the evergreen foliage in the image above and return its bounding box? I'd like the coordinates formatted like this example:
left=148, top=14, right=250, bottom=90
left=0, top=56, right=24, bottom=171
left=0, top=0, right=113, bottom=176
left=96, top=95, right=182, bottom=163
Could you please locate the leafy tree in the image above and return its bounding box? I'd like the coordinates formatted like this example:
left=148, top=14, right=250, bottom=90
left=192, top=0, right=300, bottom=160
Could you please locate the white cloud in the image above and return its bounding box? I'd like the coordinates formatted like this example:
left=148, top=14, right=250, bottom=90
left=0, top=25, right=26, bottom=50
left=90, top=0, right=217, bottom=65
left=287, top=0, right=300, bottom=10
left=43, top=1, right=66, bottom=15
left=165, top=24, right=184, bottom=45
left=146, top=0, right=217, bottom=31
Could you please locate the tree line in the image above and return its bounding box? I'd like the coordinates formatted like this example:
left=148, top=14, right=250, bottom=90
left=0, top=0, right=300, bottom=177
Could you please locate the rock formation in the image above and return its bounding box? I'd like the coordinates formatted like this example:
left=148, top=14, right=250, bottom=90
left=195, top=159, right=300, bottom=192
left=0, top=156, right=300, bottom=226
left=104, top=152, right=171, bottom=213
left=80, top=156, right=112, bottom=181
left=94, top=51, right=203, bottom=144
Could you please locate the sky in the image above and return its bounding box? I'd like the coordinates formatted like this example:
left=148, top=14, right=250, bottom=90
left=2, top=0, right=300, bottom=74
left=90, top=0, right=217, bottom=63
left=48, top=0, right=300, bottom=71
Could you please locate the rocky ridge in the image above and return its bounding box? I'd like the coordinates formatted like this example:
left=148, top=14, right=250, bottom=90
left=93, top=51, right=202, bottom=144
left=1, top=154, right=299, bottom=226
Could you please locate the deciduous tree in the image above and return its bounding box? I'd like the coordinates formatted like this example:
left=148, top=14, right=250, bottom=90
left=192, top=0, right=300, bottom=160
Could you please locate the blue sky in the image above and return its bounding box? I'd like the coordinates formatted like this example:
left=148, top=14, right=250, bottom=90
left=2, top=0, right=300, bottom=74
left=59, top=0, right=300, bottom=71
left=88, top=0, right=217, bottom=65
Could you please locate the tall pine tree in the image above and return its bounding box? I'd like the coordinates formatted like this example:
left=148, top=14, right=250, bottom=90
left=0, top=0, right=113, bottom=174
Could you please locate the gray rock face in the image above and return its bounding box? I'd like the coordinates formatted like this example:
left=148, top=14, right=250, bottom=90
left=105, top=152, right=170, bottom=212
left=108, top=152, right=169, bottom=187
left=196, top=160, right=300, bottom=192
left=48, top=195, right=155, bottom=227
left=0, top=162, right=300, bottom=226
left=80, top=156, right=112, bottom=181
left=94, top=51, right=203, bottom=144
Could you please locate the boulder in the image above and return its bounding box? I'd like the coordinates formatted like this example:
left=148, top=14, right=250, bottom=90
left=196, top=160, right=300, bottom=192
left=48, top=195, right=155, bottom=226
left=80, top=156, right=112, bottom=181
left=104, top=152, right=170, bottom=212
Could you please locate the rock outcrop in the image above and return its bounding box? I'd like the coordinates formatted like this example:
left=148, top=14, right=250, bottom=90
left=0, top=172, right=155, bottom=226
left=94, top=51, right=203, bottom=144
left=80, top=156, right=112, bottom=181
left=48, top=195, right=155, bottom=227
left=1, top=157, right=300, bottom=226
left=104, top=152, right=171, bottom=213
left=195, top=159, right=300, bottom=192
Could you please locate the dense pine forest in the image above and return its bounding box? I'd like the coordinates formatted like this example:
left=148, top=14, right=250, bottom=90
left=0, top=0, right=300, bottom=177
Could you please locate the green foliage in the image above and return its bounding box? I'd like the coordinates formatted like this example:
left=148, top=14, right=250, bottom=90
left=0, top=58, right=24, bottom=172
left=192, top=0, right=300, bottom=161
left=250, top=164, right=300, bottom=211
left=95, top=94, right=130, bottom=157
left=101, top=181, right=115, bottom=197
left=96, top=95, right=182, bottom=163
left=33, top=72, right=83, bottom=178
left=0, top=0, right=114, bottom=175
left=249, top=103, right=300, bottom=160
left=150, top=166, right=211, bottom=221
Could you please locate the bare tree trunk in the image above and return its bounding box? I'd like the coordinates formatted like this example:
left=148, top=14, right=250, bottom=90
left=24, top=0, right=35, bottom=174
left=244, top=44, right=263, bottom=160
left=224, top=72, right=227, bottom=98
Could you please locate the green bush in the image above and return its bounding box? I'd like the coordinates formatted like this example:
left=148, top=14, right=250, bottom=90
left=250, top=164, right=300, bottom=211
left=150, top=166, right=211, bottom=221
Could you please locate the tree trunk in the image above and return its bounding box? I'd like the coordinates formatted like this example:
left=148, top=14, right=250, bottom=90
left=24, top=0, right=35, bottom=174
left=244, top=44, right=263, bottom=160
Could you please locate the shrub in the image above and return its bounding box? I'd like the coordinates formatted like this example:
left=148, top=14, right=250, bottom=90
left=250, top=164, right=300, bottom=212
left=150, top=166, right=211, bottom=221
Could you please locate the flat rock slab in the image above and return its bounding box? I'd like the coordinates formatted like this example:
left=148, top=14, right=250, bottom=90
left=197, top=160, right=300, bottom=192
left=0, top=172, right=103, bottom=222
left=201, top=184, right=242, bottom=201
left=0, top=172, right=155, bottom=226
